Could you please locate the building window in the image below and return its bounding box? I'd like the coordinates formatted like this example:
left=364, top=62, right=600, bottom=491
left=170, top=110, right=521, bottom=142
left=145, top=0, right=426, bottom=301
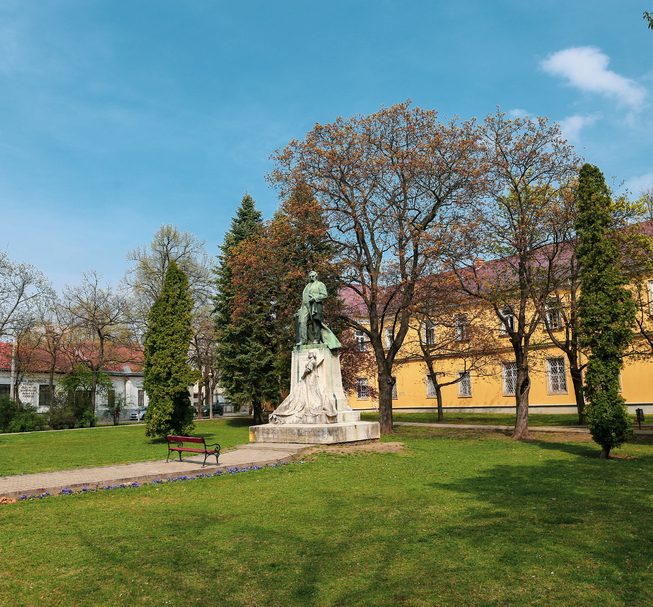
left=454, top=314, right=468, bottom=341
left=39, top=386, right=53, bottom=408
left=426, top=374, right=438, bottom=398
left=391, top=376, right=398, bottom=400
left=384, top=326, right=394, bottom=349
left=458, top=371, right=472, bottom=397
left=546, top=357, right=568, bottom=394
left=500, top=307, right=515, bottom=334
left=355, top=329, right=367, bottom=351
left=648, top=280, right=653, bottom=316
left=356, top=378, right=369, bottom=400
left=107, top=390, right=116, bottom=408
left=545, top=299, right=562, bottom=330
left=138, top=389, right=145, bottom=407
left=502, top=362, right=518, bottom=396
left=0, top=384, right=9, bottom=399
left=423, top=322, right=436, bottom=346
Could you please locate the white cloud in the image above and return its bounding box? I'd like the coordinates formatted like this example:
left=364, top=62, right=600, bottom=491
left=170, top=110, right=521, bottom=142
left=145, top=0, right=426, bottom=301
left=626, top=173, right=653, bottom=194
left=557, top=113, right=601, bottom=142
left=508, top=108, right=529, bottom=118
left=541, top=46, right=646, bottom=110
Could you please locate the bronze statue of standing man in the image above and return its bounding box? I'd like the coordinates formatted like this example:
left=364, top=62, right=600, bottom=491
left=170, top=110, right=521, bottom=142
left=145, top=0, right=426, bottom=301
left=295, top=271, right=341, bottom=350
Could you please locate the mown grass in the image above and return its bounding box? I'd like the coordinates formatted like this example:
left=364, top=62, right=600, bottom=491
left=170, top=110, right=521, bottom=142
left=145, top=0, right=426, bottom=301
left=1, top=426, right=652, bottom=606
left=0, top=418, right=252, bottom=476
left=361, top=411, right=590, bottom=427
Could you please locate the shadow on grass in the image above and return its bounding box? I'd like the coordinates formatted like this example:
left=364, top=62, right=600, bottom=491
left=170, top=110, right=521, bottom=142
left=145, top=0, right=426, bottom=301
left=222, top=416, right=255, bottom=428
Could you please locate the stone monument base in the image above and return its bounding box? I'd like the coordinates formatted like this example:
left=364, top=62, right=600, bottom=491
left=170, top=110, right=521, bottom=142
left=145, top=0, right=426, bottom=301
left=249, top=421, right=380, bottom=444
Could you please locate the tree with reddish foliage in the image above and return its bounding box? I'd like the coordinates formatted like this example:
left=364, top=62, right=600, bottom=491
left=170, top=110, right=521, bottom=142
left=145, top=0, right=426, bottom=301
left=226, top=184, right=343, bottom=410
left=399, top=272, right=500, bottom=422
left=270, top=102, right=484, bottom=434
left=449, top=111, right=580, bottom=440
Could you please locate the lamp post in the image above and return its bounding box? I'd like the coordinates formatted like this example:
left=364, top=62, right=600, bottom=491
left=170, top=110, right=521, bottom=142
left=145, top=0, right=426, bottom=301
left=208, top=370, right=213, bottom=420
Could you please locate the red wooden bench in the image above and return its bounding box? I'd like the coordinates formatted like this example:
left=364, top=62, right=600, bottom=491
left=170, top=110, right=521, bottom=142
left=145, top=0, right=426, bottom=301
left=166, top=435, right=221, bottom=467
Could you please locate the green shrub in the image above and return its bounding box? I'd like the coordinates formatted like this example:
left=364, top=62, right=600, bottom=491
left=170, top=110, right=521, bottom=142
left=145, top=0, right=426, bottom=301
left=0, top=396, right=47, bottom=433
left=48, top=394, right=77, bottom=430
left=79, top=410, right=99, bottom=428
left=6, top=410, right=47, bottom=433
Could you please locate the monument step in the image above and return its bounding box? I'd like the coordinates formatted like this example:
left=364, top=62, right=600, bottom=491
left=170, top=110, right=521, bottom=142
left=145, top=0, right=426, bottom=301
left=337, top=411, right=361, bottom=422
left=249, top=421, right=380, bottom=444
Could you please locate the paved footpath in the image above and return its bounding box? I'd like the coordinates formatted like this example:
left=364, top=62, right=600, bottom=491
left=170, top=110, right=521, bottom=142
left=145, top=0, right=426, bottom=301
left=394, top=422, right=653, bottom=435
left=0, top=442, right=312, bottom=501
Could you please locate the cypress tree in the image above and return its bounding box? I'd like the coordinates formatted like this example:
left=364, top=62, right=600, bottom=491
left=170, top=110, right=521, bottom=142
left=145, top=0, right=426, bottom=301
left=576, top=163, right=636, bottom=458
left=143, top=260, right=195, bottom=437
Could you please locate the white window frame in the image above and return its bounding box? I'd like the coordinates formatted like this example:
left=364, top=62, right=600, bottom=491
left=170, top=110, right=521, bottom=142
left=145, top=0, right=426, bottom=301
left=355, top=329, right=367, bottom=351
left=502, top=362, right=518, bottom=397
left=423, top=322, right=436, bottom=346
left=500, top=307, right=515, bottom=334
left=545, top=299, right=562, bottom=330
left=454, top=314, right=468, bottom=341
left=546, top=357, right=568, bottom=395
left=391, top=376, right=398, bottom=400
left=356, top=378, right=369, bottom=400
left=426, top=374, right=438, bottom=398
left=457, top=370, right=472, bottom=397
left=384, top=326, right=394, bottom=349
left=648, top=280, right=653, bottom=316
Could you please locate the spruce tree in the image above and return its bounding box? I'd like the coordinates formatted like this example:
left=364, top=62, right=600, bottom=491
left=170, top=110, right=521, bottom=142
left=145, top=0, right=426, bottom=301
left=213, top=193, right=270, bottom=425
left=576, top=163, right=636, bottom=458
left=143, top=260, right=195, bottom=437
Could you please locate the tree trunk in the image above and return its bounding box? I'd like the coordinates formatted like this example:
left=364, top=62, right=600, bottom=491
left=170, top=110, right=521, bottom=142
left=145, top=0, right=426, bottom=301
left=435, top=384, right=444, bottom=422
left=252, top=398, right=264, bottom=426
left=207, top=375, right=213, bottom=420
left=512, top=369, right=530, bottom=439
left=91, top=368, right=98, bottom=420
left=570, top=366, right=586, bottom=425
left=48, top=368, right=56, bottom=410
left=377, top=371, right=394, bottom=434
left=600, top=446, right=611, bottom=459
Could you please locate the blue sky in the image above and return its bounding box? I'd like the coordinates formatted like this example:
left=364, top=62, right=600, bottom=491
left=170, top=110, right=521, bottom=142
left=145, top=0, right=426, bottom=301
left=1, top=0, right=652, bottom=291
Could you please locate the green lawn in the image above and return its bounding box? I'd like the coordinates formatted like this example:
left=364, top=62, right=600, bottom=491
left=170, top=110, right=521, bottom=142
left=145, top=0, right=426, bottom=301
left=1, top=426, right=653, bottom=606
left=361, top=411, right=590, bottom=426
left=0, top=418, right=252, bottom=476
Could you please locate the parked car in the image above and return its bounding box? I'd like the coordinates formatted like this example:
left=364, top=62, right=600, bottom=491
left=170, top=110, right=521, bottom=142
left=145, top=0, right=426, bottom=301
left=130, top=406, right=147, bottom=421
left=202, top=403, right=224, bottom=418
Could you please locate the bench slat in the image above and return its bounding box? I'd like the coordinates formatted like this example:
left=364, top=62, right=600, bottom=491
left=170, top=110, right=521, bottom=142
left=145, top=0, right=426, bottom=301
left=167, top=435, right=204, bottom=444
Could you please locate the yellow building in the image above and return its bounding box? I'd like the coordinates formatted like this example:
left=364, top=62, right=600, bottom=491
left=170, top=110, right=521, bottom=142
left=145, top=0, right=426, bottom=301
left=346, top=281, right=653, bottom=416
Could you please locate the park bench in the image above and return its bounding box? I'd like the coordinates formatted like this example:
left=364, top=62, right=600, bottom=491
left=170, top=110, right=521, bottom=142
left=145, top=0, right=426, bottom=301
left=166, top=435, right=221, bottom=467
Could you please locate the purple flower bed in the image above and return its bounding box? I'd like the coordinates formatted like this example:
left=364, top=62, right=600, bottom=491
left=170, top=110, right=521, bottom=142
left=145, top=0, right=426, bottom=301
left=14, top=461, right=297, bottom=502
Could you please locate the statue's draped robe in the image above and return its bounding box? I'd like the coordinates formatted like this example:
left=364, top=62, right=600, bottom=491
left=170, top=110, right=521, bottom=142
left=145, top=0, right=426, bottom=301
left=269, top=354, right=338, bottom=424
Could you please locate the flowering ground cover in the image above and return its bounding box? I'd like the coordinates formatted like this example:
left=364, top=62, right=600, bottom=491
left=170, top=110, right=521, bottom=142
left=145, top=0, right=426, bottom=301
left=0, top=417, right=251, bottom=476
left=1, top=425, right=652, bottom=606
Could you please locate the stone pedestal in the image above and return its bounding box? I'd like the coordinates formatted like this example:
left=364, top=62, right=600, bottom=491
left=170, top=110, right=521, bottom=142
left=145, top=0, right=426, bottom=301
left=291, top=345, right=348, bottom=410
left=249, top=421, right=380, bottom=444
left=251, top=344, right=380, bottom=444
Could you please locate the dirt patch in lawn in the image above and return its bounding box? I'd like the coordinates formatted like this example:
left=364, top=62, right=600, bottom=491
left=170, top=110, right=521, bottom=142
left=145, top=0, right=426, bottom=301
left=302, top=441, right=406, bottom=459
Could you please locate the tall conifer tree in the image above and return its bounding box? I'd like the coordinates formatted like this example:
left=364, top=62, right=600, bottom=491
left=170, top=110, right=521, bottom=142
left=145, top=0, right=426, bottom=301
left=213, top=193, right=270, bottom=425
left=143, top=260, right=195, bottom=437
left=576, top=163, right=635, bottom=458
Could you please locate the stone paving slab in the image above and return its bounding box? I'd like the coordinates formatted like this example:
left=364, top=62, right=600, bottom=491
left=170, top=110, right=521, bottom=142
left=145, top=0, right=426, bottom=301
left=0, top=442, right=312, bottom=501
